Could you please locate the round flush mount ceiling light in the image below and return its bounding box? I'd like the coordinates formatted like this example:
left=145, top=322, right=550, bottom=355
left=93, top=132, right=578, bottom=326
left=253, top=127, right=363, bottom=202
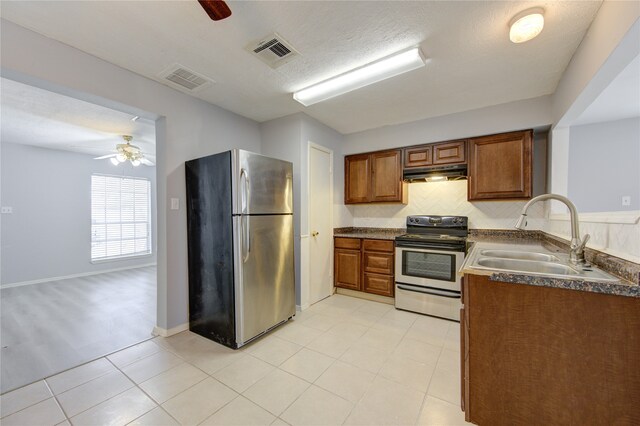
left=509, top=7, right=545, bottom=43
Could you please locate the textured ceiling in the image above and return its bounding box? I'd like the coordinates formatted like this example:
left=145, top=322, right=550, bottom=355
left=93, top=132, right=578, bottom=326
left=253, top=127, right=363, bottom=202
left=573, top=54, right=640, bottom=126
left=0, top=1, right=602, bottom=134
left=0, top=78, right=156, bottom=158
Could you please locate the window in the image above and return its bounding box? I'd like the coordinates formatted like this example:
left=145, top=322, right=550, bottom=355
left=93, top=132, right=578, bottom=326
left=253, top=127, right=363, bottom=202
left=91, top=174, right=151, bottom=261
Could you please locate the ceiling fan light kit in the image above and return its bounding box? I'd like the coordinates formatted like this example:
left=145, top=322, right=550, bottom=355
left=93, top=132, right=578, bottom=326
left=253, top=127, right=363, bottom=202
left=95, top=135, right=153, bottom=167
left=509, top=7, right=545, bottom=43
left=293, top=47, right=427, bottom=106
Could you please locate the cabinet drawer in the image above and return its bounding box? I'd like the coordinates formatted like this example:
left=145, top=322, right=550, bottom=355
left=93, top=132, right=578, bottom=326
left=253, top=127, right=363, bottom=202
left=363, top=272, right=394, bottom=297
left=362, top=239, right=394, bottom=253
left=363, top=252, right=394, bottom=275
left=335, top=237, right=361, bottom=250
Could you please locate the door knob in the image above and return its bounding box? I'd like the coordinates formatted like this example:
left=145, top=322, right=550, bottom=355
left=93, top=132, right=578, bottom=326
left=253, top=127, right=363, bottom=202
left=312, top=231, right=319, bottom=237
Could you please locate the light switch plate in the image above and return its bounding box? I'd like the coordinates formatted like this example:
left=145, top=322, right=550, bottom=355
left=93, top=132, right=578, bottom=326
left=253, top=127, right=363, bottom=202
left=622, top=196, right=631, bottom=206
left=170, top=198, right=180, bottom=210
left=1, top=206, right=13, bottom=214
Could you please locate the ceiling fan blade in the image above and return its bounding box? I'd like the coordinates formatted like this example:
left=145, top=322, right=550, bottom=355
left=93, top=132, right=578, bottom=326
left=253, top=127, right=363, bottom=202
left=140, top=158, right=155, bottom=166
left=198, top=0, right=232, bottom=21
left=94, top=154, right=117, bottom=160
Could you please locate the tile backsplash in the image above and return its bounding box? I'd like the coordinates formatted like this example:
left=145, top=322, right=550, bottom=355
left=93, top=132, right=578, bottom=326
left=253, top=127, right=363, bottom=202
left=350, top=180, right=545, bottom=230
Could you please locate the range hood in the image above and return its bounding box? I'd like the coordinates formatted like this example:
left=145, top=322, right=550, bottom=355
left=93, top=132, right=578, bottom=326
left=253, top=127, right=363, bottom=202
left=403, top=164, right=467, bottom=183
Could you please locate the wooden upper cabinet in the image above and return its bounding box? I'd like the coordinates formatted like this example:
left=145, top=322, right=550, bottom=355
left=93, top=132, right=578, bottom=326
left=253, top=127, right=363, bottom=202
left=371, top=150, right=404, bottom=202
left=433, top=140, right=466, bottom=165
left=468, top=130, right=533, bottom=201
left=404, top=145, right=432, bottom=168
left=345, top=150, right=406, bottom=204
left=344, top=154, right=370, bottom=204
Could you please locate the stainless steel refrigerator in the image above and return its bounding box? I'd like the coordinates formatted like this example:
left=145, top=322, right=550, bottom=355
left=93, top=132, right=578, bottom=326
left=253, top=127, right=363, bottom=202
left=185, top=149, right=295, bottom=349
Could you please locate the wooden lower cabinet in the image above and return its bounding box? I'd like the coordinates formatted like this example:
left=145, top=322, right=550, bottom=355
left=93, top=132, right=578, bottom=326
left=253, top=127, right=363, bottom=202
left=334, top=237, right=394, bottom=297
left=462, top=274, right=640, bottom=425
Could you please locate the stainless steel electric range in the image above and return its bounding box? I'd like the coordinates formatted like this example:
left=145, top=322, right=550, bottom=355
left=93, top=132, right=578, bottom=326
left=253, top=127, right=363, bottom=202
left=394, top=215, right=468, bottom=321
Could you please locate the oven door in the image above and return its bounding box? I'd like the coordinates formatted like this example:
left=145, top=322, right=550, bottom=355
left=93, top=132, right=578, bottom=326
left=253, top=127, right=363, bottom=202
left=394, top=246, right=464, bottom=292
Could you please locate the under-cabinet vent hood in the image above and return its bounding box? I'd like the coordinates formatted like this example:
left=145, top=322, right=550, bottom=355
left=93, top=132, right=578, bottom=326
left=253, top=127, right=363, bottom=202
left=403, top=164, right=467, bottom=183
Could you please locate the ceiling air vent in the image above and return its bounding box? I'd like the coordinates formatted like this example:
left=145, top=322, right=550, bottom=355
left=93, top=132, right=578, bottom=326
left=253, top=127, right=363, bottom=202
left=158, top=64, right=214, bottom=92
left=247, top=33, right=299, bottom=69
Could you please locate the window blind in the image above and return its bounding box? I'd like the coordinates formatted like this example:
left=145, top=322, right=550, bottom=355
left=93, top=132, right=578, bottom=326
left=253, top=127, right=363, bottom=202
left=91, top=174, right=151, bottom=261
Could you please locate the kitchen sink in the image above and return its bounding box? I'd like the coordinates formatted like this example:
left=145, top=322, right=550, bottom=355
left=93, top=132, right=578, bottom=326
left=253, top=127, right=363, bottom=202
left=476, top=258, right=577, bottom=275
left=479, top=249, right=559, bottom=262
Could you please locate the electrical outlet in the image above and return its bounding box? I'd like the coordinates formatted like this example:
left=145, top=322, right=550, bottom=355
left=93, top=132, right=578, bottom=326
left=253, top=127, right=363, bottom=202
left=622, top=196, right=631, bottom=206
left=171, top=198, right=180, bottom=210
left=1, top=206, right=13, bottom=214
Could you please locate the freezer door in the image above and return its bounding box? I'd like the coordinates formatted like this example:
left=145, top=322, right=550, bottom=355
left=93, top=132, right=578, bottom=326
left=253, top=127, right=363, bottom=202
left=232, top=150, right=294, bottom=215
left=233, top=214, right=295, bottom=345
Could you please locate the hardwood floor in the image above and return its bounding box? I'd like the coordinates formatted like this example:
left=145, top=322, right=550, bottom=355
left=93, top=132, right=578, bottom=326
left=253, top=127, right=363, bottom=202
left=0, top=266, right=156, bottom=393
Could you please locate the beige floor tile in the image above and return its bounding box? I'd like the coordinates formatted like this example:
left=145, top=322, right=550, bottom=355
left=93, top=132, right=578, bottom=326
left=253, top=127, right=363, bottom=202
left=162, top=377, right=237, bottom=425
left=69, top=387, right=156, bottom=426
left=161, top=333, right=231, bottom=361
left=315, top=360, right=375, bottom=403
left=46, top=358, right=116, bottom=395
left=379, top=308, right=420, bottom=327
left=326, top=322, right=369, bottom=341
left=417, top=396, right=470, bottom=425
left=444, top=322, right=461, bottom=351
left=200, top=396, right=276, bottom=425
left=243, top=370, right=310, bottom=416
left=279, top=348, right=335, bottom=383
left=213, top=355, right=275, bottom=393
left=298, top=314, right=343, bottom=332
left=378, top=354, right=436, bottom=392
left=151, top=332, right=197, bottom=354
left=274, top=322, right=324, bottom=346
left=357, top=328, right=403, bottom=352
left=393, top=338, right=442, bottom=365
left=0, top=380, right=52, bottom=418
left=56, top=370, right=134, bottom=417
left=280, top=385, right=353, bottom=426
left=139, top=362, right=207, bottom=404
left=306, top=332, right=354, bottom=358
left=189, top=350, right=247, bottom=375
left=345, top=309, right=384, bottom=327
left=270, top=418, right=290, bottom=426
left=128, top=406, right=179, bottom=425
left=56, top=420, right=71, bottom=426
left=427, top=349, right=461, bottom=405
left=355, top=301, right=393, bottom=316
left=322, top=295, right=365, bottom=311
left=121, top=351, right=183, bottom=384
left=245, top=337, right=302, bottom=366
left=0, top=398, right=66, bottom=426
left=339, top=342, right=390, bottom=374
left=290, top=310, right=315, bottom=323
left=107, top=340, right=163, bottom=369
left=345, top=376, right=425, bottom=425
left=406, top=316, right=451, bottom=347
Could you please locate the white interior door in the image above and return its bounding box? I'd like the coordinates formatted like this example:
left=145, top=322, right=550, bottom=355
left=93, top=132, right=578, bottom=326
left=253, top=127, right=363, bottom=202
left=308, top=143, right=333, bottom=305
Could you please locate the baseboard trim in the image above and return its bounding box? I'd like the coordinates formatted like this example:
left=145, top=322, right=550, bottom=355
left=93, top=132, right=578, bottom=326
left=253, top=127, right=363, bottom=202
left=152, top=323, right=189, bottom=337
left=0, top=263, right=157, bottom=289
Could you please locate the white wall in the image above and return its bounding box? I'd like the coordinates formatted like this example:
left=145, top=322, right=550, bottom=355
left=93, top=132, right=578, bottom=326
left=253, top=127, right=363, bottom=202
left=568, top=117, right=640, bottom=212
left=260, top=113, right=346, bottom=308
left=1, top=20, right=262, bottom=331
left=1, top=142, right=157, bottom=284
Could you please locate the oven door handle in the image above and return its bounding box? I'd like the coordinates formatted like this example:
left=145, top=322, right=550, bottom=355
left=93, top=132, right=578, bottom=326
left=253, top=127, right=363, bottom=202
left=397, top=284, right=461, bottom=299
left=395, top=241, right=465, bottom=251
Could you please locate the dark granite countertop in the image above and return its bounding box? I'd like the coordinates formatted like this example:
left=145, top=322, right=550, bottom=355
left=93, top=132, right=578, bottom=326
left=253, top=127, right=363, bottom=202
left=333, top=227, right=405, bottom=241
left=333, top=227, right=640, bottom=297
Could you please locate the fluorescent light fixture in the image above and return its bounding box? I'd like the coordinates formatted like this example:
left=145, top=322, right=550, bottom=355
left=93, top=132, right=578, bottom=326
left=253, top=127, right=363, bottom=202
left=509, top=8, right=545, bottom=43
left=425, top=175, right=448, bottom=182
left=293, top=47, right=426, bottom=106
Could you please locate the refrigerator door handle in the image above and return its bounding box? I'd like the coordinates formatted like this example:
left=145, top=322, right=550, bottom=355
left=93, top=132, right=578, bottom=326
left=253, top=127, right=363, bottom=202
left=242, top=215, right=250, bottom=263
left=240, top=168, right=250, bottom=214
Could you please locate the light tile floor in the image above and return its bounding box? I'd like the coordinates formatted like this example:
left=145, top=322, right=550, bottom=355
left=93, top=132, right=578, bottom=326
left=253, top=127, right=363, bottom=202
left=0, top=294, right=471, bottom=425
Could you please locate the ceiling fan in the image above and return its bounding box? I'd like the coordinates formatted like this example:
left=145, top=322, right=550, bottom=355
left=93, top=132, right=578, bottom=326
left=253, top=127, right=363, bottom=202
left=198, top=0, right=232, bottom=21
left=94, top=135, right=154, bottom=167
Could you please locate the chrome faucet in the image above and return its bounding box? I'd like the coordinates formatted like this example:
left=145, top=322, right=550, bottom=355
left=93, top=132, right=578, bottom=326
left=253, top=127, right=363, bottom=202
left=514, top=193, right=590, bottom=265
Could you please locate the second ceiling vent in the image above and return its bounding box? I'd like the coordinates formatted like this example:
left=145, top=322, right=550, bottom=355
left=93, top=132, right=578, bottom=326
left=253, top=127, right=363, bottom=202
left=158, top=64, right=215, bottom=93
left=247, top=33, right=299, bottom=69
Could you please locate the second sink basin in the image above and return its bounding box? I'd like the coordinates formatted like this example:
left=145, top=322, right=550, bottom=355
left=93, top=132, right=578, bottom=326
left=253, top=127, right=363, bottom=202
left=479, top=249, right=559, bottom=262
left=476, top=258, right=578, bottom=275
